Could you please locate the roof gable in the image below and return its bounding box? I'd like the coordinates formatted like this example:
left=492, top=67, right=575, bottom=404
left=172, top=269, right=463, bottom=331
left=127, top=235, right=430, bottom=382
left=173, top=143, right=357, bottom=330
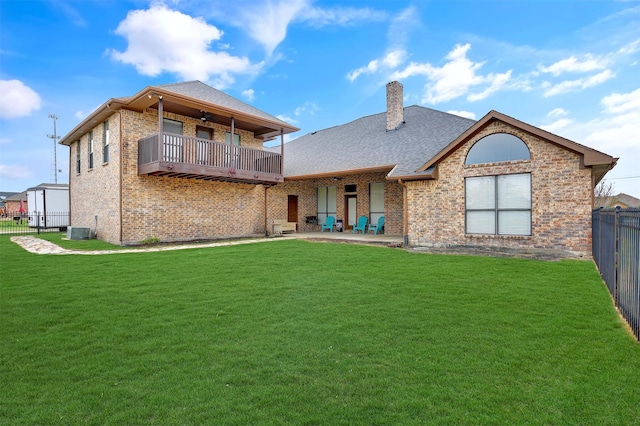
left=418, top=110, right=617, bottom=173
left=157, top=81, right=291, bottom=128
left=60, top=81, right=298, bottom=145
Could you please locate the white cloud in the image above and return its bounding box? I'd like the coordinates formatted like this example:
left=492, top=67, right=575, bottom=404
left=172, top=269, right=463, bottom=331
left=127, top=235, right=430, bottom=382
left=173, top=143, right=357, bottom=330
left=540, top=88, right=640, bottom=152
left=276, top=114, right=297, bottom=124
left=203, top=0, right=386, bottom=56
left=390, top=43, right=512, bottom=104
left=540, top=118, right=573, bottom=134
left=386, top=6, right=419, bottom=51
left=547, top=107, right=569, bottom=118
left=347, top=59, right=380, bottom=82
left=447, top=110, right=476, bottom=120
left=242, top=89, right=255, bottom=102
left=345, top=6, right=417, bottom=82
left=0, top=164, right=32, bottom=179
left=467, top=70, right=512, bottom=101
left=58, top=2, right=87, bottom=27
left=601, top=88, right=640, bottom=114
left=542, top=69, right=614, bottom=97
left=108, top=3, right=257, bottom=88
left=294, top=101, right=319, bottom=117
left=0, top=138, right=11, bottom=144
left=0, top=80, right=41, bottom=119
left=347, top=50, right=407, bottom=82
left=241, top=0, right=308, bottom=55
left=75, top=111, right=87, bottom=120
left=537, top=88, right=640, bottom=197
left=538, top=54, right=609, bottom=75
left=298, top=4, right=387, bottom=28
left=617, top=38, right=640, bottom=55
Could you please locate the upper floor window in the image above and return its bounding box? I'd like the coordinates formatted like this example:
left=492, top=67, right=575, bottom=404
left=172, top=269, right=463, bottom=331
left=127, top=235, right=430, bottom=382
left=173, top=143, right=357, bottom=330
left=225, top=132, right=240, bottom=146
left=88, top=131, right=94, bottom=169
left=76, top=141, right=81, bottom=174
left=465, top=133, right=530, bottom=165
left=103, top=120, right=109, bottom=163
left=163, top=118, right=183, bottom=135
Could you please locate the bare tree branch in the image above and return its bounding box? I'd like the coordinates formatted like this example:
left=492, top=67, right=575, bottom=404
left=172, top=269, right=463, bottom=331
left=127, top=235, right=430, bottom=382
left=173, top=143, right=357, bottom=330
left=594, top=180, right=615, bottom=208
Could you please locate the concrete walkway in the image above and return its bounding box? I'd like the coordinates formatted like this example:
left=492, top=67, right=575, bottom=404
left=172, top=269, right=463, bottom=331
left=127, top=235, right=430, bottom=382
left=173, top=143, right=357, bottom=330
left=10, top=235, right=284, bottom=255
left=10, top=233, right=578, bottom=260
left=10, top=232, right=404, bottom=255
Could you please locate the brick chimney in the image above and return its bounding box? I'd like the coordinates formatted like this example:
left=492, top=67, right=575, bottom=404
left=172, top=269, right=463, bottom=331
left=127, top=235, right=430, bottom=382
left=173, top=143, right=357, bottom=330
left=386, top=81, right=404, bottom=131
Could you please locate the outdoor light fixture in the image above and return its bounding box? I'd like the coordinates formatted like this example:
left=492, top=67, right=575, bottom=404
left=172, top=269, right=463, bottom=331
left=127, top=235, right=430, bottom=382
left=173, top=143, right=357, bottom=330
left=200, top=111, right=213, bottom=122
left=147, top=93, right=163, bottom=99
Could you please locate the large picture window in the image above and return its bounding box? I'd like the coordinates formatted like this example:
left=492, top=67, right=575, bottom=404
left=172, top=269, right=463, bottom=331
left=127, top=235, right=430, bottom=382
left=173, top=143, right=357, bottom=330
left=465, top=173, right=531, bottom=235
left=317, top=186, right=336, bottom=226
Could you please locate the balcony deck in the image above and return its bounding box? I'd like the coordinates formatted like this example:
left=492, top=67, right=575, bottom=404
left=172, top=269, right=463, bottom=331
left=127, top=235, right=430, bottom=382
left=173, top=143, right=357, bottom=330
left=138, top=133, right=283, bottom=184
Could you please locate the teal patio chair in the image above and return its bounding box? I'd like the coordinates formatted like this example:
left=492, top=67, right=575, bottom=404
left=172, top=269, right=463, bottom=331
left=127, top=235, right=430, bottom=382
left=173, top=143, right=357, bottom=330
left=321, top=216, right=335, bottom=232
left=352, top=215, right=368, bottom=234
left=368, top=216, right=385, bottom=235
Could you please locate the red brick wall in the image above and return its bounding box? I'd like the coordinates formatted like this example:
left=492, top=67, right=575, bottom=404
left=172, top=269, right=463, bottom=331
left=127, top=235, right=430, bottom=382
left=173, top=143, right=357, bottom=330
left=268, top=172, right=403, bottom=234
left=406, top=121, right=594, bottom=255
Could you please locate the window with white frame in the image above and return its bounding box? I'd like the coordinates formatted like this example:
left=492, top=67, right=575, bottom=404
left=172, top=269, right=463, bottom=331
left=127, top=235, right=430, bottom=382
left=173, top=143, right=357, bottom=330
left=103, top=120, right=109, bottom=163
left=88, top=131, right=94, bottom=169
left=317, top=186, right=337, bottom=226
left=465, top=173, right=531, bottom=235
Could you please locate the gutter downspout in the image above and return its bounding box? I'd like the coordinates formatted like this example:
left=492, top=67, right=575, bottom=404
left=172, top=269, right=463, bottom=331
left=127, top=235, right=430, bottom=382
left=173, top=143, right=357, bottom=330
left=398, top=179, right=409, bottom=247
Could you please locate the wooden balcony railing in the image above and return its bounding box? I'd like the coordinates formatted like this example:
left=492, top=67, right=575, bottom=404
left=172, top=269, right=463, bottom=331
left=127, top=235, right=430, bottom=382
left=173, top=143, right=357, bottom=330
left=138, top=133, right=283, bottom=184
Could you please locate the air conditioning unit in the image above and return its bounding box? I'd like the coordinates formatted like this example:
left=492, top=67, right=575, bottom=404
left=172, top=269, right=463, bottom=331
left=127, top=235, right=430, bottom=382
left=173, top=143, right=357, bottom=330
left=67, top=226, right=91, bottom=240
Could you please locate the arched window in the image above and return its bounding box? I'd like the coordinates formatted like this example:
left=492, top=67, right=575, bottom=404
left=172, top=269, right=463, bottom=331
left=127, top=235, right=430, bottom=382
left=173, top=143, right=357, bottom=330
left=465, top=133, right=530, bottom=165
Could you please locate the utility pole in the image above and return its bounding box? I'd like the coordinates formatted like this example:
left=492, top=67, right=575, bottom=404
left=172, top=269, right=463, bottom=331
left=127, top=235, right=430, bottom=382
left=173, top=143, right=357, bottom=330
left=47, top=114, right=61, bottom=184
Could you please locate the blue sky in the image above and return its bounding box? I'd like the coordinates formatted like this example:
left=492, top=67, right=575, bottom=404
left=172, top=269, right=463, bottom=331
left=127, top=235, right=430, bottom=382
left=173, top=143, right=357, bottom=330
left=1, top=0, right=639, bottom=197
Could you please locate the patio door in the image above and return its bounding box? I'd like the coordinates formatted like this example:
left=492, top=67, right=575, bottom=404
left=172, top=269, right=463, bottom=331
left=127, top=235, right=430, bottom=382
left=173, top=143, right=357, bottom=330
left=225, top=132, right=240, bottom=168
left=163, top=118, right=183, bottom=162
left=288, top=195, right=298, bottom=226
left=196, top=126, right=212, bottom=165
left=345, top=195, right=357, bottom=230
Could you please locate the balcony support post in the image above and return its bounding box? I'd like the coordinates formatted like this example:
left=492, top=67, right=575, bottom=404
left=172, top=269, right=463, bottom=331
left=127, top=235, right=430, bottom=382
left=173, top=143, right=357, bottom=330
left=157, top=96, right=164, bottom=161
left=280, top=129, right=284, bottom=175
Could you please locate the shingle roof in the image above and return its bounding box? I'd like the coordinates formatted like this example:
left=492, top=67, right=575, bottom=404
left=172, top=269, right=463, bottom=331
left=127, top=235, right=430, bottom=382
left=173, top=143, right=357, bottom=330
left=157, top=81, right=292, bottom=128
left=611, top=193, right=640, bottom=207
left=282, top=105, right=476, bottom=178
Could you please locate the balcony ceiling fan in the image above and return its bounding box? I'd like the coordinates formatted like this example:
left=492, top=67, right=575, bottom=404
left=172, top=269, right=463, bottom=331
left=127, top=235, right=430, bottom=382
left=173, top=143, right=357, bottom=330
left=200, top=111, right=214, bottom=122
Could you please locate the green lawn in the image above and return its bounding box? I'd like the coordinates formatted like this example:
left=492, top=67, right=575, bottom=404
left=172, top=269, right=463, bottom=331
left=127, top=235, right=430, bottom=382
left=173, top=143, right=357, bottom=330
left=1, top=235, right=638, bottom=424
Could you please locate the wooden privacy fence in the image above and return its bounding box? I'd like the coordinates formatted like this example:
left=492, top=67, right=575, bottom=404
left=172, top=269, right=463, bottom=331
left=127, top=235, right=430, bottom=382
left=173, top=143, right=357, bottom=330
left=592, top=207, right=640, bottom=341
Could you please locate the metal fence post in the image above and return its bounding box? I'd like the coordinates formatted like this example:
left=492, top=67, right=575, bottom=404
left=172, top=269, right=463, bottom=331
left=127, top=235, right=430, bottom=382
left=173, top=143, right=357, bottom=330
left=614, top=206, right=619, bottom=304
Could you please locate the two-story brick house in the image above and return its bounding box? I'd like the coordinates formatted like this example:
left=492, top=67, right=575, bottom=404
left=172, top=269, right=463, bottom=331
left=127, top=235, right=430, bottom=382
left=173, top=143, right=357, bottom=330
left=61, top=81, right=617, bottom=256
left=60, top=81, right=298, bottom=245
